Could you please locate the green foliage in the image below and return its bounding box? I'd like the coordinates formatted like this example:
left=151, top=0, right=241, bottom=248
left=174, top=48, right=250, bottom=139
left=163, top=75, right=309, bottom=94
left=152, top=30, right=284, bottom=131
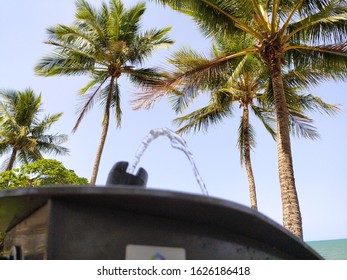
left=0, top=159, right=88, bottom=189
left=0, top=88, right=69, bottom=170
left=157, top=39, right=339, bottom=143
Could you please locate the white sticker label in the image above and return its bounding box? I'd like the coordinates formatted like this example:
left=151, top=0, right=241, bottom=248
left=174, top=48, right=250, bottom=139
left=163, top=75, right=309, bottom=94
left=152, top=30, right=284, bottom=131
left=125, top=244, right=186, bottom=260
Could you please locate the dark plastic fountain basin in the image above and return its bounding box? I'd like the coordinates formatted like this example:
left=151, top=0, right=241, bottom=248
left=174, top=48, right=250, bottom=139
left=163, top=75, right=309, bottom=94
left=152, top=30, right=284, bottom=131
left=0, top=186, right=321, bottom=259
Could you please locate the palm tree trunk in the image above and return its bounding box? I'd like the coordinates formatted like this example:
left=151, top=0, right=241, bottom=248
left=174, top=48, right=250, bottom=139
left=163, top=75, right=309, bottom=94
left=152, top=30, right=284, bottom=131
left=6, top=148, right=17, bottom=171
left=243, top=107, right=258, bottom=210
left=90, top=77, right=116, bottom=185
left=270, top=63, right=303, bottom=239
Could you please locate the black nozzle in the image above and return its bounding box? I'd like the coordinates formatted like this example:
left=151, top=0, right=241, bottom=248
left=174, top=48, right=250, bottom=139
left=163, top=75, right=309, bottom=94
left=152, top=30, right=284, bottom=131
left=106, top=161, right=148, bottom=188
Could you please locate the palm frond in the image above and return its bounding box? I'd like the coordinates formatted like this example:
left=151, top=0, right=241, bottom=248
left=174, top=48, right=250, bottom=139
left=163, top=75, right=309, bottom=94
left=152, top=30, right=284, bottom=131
left=288, top=111, right=320, bottom=140
left=0, top=89, right=19, bottom=102
left=153, top=0, right=259, bottom=40
left=167, top=90, right=193, bottom=114
left=17, top=151, right=32, bottom=166
left=172, top=47, right=257, bottom=86
left=80, top=72, right=109, bottom=94
left=107, top=0, right=124, bottom=41
left=128, top=67, right=166, bottom=87
left=134, top=47, right=257, bottom=110
left=286, top=43, right=347, bottom=71
left=284, top=67, right=340, bottom=90
left=0, top=156, right=10, bottom=172
left=174, top=105, right=230, bottom=134
left=111, top=79, right=122, bottom=127
left=120, top=1, right=146, bottom=41
left=35, top=52, right=96, bottom=77
left=73, top=75, right=110, bottom=132
left=129, top=68, right=172, bottom=110
left=35, top=134, right=70, bottom=156
left=46, top=24, right=96, bottom=49
left=289, top=93, right=340, bottom=116
left=0, top=143, right=11, bottom=158
left=127, top=27, right=173, bottom=65
left=288, top=2, right=347, bottom=45
left=75, top=0, right=109, bottom=47
left=32, top=113, right=64, bottom=135
left=169, top=47, right=212, bottom=73
left=250, top=105, right=276, bottom=140
left=174, top=90, right=233, bottom=134
left=298, top=0, right=344, bottom=18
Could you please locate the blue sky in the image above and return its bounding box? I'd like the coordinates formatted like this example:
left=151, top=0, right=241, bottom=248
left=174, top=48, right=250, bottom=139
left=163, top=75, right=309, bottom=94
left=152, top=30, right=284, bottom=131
left=0, top=0, right=346, bottom=241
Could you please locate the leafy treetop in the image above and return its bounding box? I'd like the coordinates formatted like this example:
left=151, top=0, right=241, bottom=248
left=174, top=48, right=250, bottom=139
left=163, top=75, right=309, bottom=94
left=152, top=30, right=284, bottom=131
left=0, top=159, right=88, bottom=189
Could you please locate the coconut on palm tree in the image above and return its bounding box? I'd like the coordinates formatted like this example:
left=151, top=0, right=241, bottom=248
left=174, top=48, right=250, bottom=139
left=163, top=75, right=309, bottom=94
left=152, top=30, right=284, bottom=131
left=140, top=0, right=347, bottom=238
left=35, top=0, right=174, bottom=185
left=0, top=88, right=69, bottom=171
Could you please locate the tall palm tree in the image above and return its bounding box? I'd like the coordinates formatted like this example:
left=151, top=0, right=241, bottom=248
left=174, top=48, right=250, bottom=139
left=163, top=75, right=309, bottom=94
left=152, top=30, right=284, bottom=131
left=144, top=0, right=347, bottom=238
left=0, top=88, right=69, bottom=171
left=144, top=41, right=338, bottom=210
left=174, top=56, right=272, bottom=210
left=35, top=0, right=173, bottom=185
left=165, top=44, right=275, bottom=210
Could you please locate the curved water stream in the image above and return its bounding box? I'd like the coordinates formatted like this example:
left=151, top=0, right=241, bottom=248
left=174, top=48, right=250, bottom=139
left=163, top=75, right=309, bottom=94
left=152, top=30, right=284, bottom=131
left=127, top=128, right=209, bottom=196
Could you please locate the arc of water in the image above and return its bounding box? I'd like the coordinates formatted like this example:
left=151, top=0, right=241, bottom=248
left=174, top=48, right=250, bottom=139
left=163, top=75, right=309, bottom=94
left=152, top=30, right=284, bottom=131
left=127, top=128, right=209, bottom=196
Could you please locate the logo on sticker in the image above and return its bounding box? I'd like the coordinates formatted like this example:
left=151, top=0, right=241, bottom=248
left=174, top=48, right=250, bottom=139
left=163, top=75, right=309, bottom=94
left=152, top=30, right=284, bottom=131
left=150, top=252, right=166, bottom=260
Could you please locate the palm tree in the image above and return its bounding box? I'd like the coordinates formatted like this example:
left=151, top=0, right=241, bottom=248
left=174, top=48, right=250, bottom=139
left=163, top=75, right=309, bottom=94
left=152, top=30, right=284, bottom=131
left=147, top=41, right=338, bottom=210
left=35, top=0, right=173, bottom=185
left=165, top=44, right=275, bottom=210
left=144, top=0, right=347, bottom=238
left=175, top=62, right=271, bottom=210
left=0, top=88, right=69, bottom=171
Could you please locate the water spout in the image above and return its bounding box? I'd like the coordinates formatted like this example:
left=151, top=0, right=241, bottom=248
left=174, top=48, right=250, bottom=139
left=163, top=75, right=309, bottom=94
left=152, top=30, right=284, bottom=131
left=127, top=128, right=209, bottom=196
